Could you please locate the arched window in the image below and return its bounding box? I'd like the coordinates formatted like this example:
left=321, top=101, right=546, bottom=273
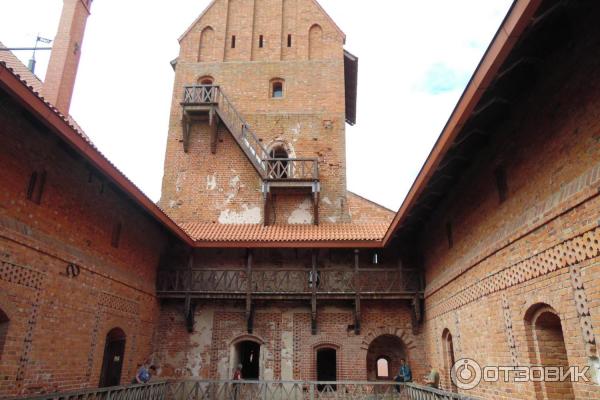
left=525, top=304, right=575, bottom=399
left=308, top=24, right=323, bottom=60
left=0, top=308, right=9, bottom=360
left=442, top=329, right=457, bottom=392
left=198, top=76, right=214, bottom=85
left=271, top=79, right=284, bottom=98
left=99, top=328, right=126, bottom=387
left=376, top=357, right=390, bottom=379
left=198, top=26, right=215, bottom=62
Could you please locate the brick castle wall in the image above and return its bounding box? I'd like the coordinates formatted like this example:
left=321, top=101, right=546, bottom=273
left=418, top=11, right=600, bottom=399
left=0, top=90, right=167, bottom=396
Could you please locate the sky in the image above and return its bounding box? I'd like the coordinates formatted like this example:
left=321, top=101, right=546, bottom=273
left=0, top=0, right=513, bottom=211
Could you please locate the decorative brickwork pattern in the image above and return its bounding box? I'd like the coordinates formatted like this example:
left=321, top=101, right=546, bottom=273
left=501, top=293, right=518, bottom=366
left=98, top=292, right=140, bottom=315
left=568, top=264, right=597, bottom=356
left=429, top=226, right=600, bottom=319
left=0, top=260, right=44, bottom=290
left=427, top=161, right=600, bottom=297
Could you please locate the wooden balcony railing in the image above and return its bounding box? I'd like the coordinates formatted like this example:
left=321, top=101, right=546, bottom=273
left=262, top=158, right=319, bottom=181
left=157, top=267, right=421, bottom=299
left=181, top=85, right=319, bottom=183
left=7, top=380, right=480, bottom=400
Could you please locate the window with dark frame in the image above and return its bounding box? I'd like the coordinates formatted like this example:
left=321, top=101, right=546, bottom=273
left=271, top=80, right=284, bottom=98
left=26, top=170, right=46, bottom=205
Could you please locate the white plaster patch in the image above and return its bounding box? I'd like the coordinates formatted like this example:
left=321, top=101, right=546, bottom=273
left=206, top=174, right=217, bottom=191
left=218, top=205, right=261, bottom=224
left=288, top=199, right=313, bottom=224
left=291, top=122, right=301, bottom=142
left=175, top=171, right=186, bottom=193
left=322, top=196, right=332, bottom=205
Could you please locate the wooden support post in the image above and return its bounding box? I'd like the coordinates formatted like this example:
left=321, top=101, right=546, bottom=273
left=246, top=250, right=253, bottom=334
left=209, top=108, right=219, bottom=154
left=263, top=191, right=270, bottom=226
left=184, top=253, right=195, bottom=332
left=182, top=112, right=191, bottom=153
left=354, top=249, right=361, bottom=335
left=311, top=250, right=318, bottom=335
left=313, top=191, right=320, bottom=226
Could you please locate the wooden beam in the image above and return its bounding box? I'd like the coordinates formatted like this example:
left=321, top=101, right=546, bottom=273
left=182, top=112, right=191, bottom=153
left=246, top=250, right=253, bottom=333
left=209, top=108, right=219, bottom=154
left=313, top=192, right=320, bottom=226
left=311, top=250, right=318, bottom=335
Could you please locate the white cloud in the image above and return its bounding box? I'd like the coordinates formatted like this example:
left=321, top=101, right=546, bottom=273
left=0, top=0, right=513, bottom=211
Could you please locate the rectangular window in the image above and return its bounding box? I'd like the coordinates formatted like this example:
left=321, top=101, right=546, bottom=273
left=26, top=170, right=46, bottom=205
left=259, top=35, right=264, bottom=48
left=231, top=35, right=236, bottom=48
left=287, top=34, right=292, bottom=47
left=494, top=166, right=508, bottom=203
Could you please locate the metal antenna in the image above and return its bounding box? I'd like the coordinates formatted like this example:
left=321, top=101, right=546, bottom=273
left=27, top=35, right=53, bottom=73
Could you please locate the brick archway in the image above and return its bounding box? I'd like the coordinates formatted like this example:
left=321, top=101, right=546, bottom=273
left=360, top=327, right=417, bottom=352
left=361, top=328, right=417, bottom=381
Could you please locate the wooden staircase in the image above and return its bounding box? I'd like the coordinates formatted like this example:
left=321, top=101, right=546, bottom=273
left=181, top=85, right=321, bottom=225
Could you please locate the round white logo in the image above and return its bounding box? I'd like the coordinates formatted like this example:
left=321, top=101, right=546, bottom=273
left=451, top=358, right=482, bottom=390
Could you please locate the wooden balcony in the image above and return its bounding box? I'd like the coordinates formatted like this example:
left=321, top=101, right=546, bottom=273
left=157, top=267, right=420, bottom=301
left=181, top=85, right=322, bottom=225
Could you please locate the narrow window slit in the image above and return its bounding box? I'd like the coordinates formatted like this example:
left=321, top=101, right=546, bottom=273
left=231, top=35, right=236, bottom=48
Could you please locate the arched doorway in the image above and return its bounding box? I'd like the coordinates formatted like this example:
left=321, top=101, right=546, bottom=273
left=0, top=308, right=8, bottom=360
left=99, top=328, right=126, bottom=387
left=525, top=304, right=574, bottom=400
left=268, top=145, right=289, bottom=179
left=442, top=329, right=457, bottom=392
left=366, top=335, right=406, bottom=381
left=234, top=340, right=260, bottom=380
left=316, top=347, right=337, bottom=390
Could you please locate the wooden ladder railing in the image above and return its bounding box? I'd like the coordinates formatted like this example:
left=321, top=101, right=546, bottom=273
left=183, top=85, right=319, bottom=182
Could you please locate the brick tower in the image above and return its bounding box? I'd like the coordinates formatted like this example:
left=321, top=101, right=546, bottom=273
left=159, top=0, right=358, bottom=226
left=43, top=0, right=93, bottom=115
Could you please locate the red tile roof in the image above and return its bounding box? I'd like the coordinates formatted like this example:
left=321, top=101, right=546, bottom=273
left=181, top=222, right=389, bottom=243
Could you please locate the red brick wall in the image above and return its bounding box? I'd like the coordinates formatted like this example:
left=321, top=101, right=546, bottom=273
left=154, top=302, right=427, bottom=383
left=0, top=90, right=168, bottom=396
left=418, top=10, right=600, bottom=399
left=160, top=0, right=350, bottom=225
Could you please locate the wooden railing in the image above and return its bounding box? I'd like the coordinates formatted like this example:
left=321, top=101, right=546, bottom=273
left=262, top=158, right=319, bottom=181
left=7, top=380, right=478, bottom=400
left=157, top=268, right=421, bottom=298
left=182, top=86, right=319, bottom=182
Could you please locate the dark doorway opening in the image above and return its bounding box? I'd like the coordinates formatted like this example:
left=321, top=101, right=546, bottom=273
left=316, top=348, right=337, bottom=391
left=269, top=146, right=289, bottom=179
left=238, top=340, right=260, bottom=380
left=99, top=328, right=126, bottom=387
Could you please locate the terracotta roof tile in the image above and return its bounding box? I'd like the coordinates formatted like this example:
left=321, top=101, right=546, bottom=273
left=181, top=222, right=389, bottom=242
